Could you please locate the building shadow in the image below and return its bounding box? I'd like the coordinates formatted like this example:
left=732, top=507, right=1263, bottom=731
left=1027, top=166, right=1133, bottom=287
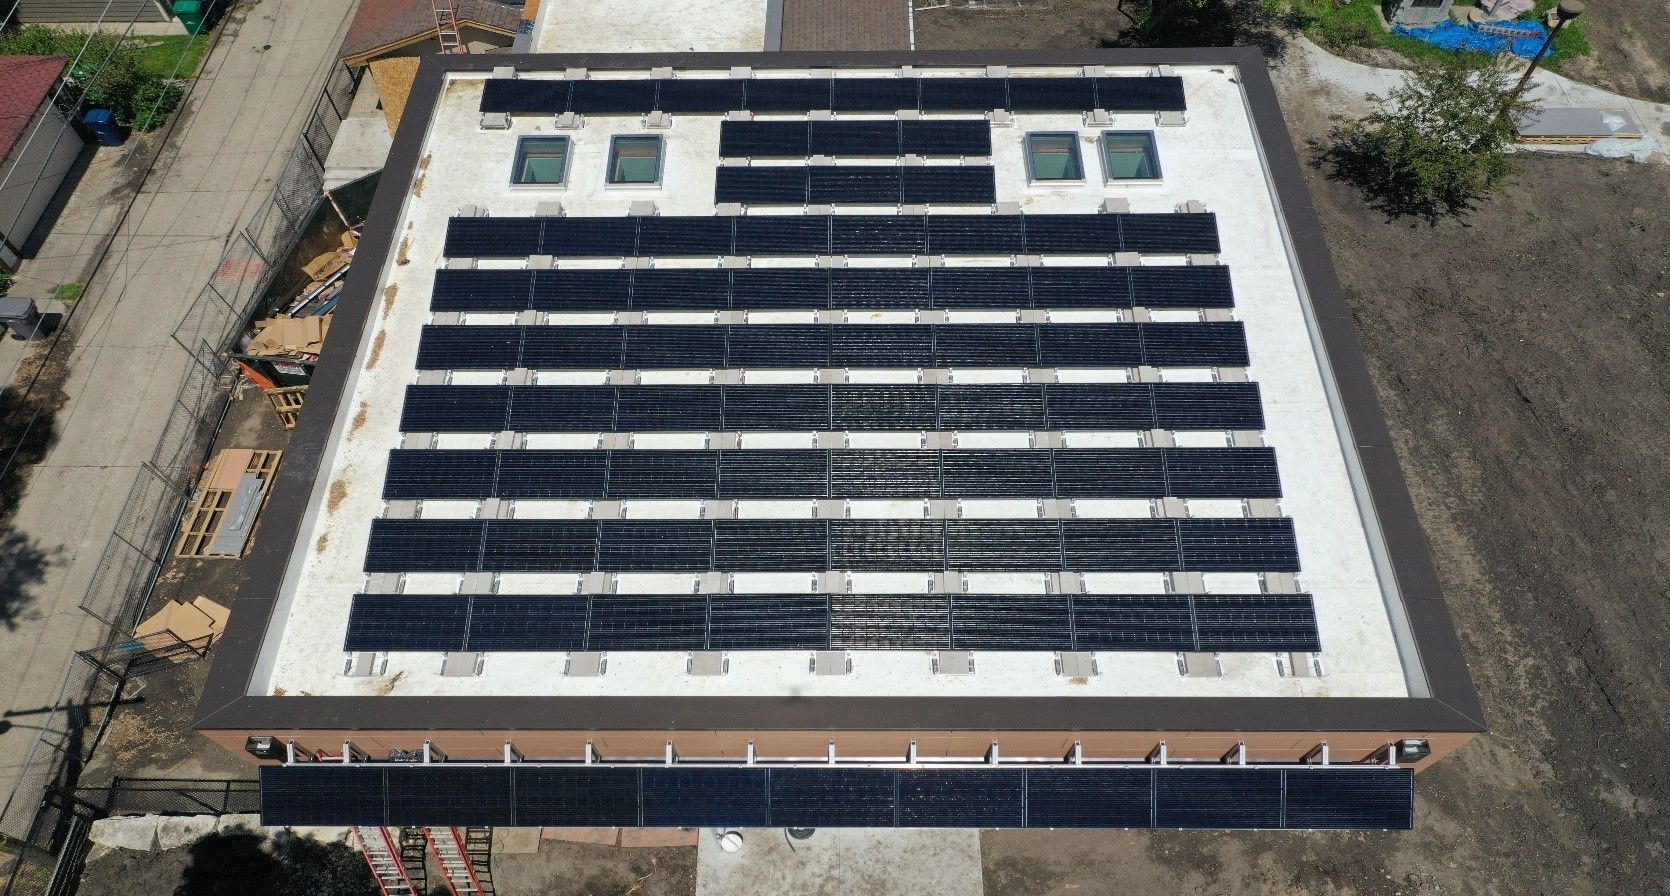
left=17, top=142, right=96, bottom=261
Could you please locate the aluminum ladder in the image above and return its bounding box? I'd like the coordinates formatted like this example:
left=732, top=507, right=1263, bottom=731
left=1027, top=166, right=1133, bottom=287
left=425, top=826, right=492, bottom=895
left=431, top=0, right=464, bottom=53
left=353, top=826, right=420, bottom=896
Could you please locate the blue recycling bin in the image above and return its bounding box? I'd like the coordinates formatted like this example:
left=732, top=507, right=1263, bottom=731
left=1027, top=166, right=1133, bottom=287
left=82, top=109, right=126, bottom=146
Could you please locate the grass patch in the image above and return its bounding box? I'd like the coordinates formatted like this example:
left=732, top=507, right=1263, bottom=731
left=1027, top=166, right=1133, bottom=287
left=132, top=32, right=211, bottom=80
left=54, top=283, right=84, bottom=303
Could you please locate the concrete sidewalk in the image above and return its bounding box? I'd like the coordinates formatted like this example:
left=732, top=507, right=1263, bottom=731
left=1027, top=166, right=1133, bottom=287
left=0, top=0, right=356, bottom=827
left=1281, top=33, right=1669, bottom=163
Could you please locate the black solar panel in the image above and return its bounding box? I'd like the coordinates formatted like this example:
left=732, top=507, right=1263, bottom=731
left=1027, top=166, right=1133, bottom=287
left=717, top=450, right=828, bottom=497
left=1031, top=267, right=1131, bottom=308
left=810, top=120, right=902, bottom=157
left=925, top=213, right=1024, bottom=255
left=831, top=77, right=920, bottom=112
left=946, top=520, right=1062, bottom=569
left=1044, top=385, right=1155, bottom=430
left=383, top=449, right=497, bottom=499
left=916, top=77, right=1008, bottom=112
left=342, top=592, right=1318, bottom=653
left=1119, top=213, right=1221, bottom=254
left=480, top=519, right=597, bottom=571
left=1165, top=447, right=1282, bottom=498
left=830, top=268, right=929, bottom=308
left=720, top=120, right=810, bottom=157
left=1006, top=76, right=1097, bottom=111
left=1177, top=518, right=1300, bottom=572
left=629, top=269, right=730, bottom=311
left=931, top=267, right=1030, bottom=307
left=1096, top=76, right=1188, bottom=113
left=715, top=166, right=808, bottom=205
left=734, top=215, right=829, bottom=255
left=653, top=78, right=747, bottom=113
left=520, top=326, right=625, bottom=368
left=431, top=268, right=534, bottom=311
left=495, top=450, right=608, bottom=498
left=1130, top=265, right=1234, bottom=308
left=416, top=325, right=523, bottom=369
left=1061, top=520, right=1181, bottom=571
left=1024, top=214, right=1122, bottom=254
left=1152, top=383, right=1265, bottom=430
left=479, top=78, right=569, bottom=114
left=636, top=216, right=735, bottom=257
left=808, top=166, right=903, bottom=204
left=831, top=215, right=927, bottom=254
left=444, top=217, right=540, bottom=258
left=364, top=519, right=483, bottom=573
left=540, top=217, right=639, bottom=257
left=1155, top=768, right=1284, bottom=829
left=901, top=119, right=992, bottom=157
left=531, top=269, right=633, bottom=312
left=1139, top=321, right=1249, bottom=367
left=262, top=766, right=1410, bottom=831
left=900, top=166, right=997, bottom=204
left=746, top=78, right=833, bottom=112
left=568, top=79, right=657, bottom=114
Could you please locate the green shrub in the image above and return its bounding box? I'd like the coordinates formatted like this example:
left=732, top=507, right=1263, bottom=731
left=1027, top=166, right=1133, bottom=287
left=129, top=79, right=184, bottom=131
left=0, top=25, right=194, bottom=132
left=0, top=270, right=13, bottom=298
left=1317, top=15, right=1377, bottom=49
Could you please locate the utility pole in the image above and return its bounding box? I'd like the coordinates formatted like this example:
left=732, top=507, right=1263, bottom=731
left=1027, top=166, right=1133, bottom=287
left=1509, top=0, right=1585, bottom=103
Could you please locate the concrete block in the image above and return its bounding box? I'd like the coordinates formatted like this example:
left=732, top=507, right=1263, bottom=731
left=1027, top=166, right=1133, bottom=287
left=156, top=815, right=219, bottom=850
left=90, top=815, right=158, bottom=851
left=1103, top=197, right=1131, bottom=214
left=289, top=826, right=353, bottom=845
left=216, top=814, right=261, bottom=834
left=1114, top=251, right=1142, bottom=266
left=493, top=827, right=541, bottom=854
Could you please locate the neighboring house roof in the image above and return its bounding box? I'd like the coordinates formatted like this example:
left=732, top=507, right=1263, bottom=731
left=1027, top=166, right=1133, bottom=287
left=0, top=56, right=69, bottom=162
left=369, top=57, right=421, bottom=136
left=340, top=0, right=521, bottom=66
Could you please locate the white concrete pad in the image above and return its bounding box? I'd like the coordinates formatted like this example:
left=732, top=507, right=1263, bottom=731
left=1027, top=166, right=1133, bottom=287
left=155, top=815, right=220, bottom=850
left=696, top=828, right=983, bottom=896
left=89, top=815, right=158, bottom=851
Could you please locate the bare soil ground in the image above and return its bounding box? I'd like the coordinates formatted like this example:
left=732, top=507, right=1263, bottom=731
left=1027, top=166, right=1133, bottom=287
left=491, top=841, right=696, bottom=896
left=905, top=18, right=1670, bottom=896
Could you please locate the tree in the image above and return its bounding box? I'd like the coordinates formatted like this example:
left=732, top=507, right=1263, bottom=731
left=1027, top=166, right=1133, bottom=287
left=1103, top=0, right=1294, bottom=59
left=1324, top=53, right=1534, bottom=221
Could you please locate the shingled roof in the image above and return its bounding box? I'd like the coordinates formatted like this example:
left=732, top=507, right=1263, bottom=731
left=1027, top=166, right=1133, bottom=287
left=0, top=56, right=69, bottom=162
left=340, top=0, right=520, bottom=67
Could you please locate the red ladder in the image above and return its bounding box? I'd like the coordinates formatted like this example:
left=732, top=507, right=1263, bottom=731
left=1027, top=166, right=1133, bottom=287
left=425, top=826, right=492, bottom=895
left=432, top=0, right=464, bottom=53
left=353, top=827, right=421, bottom=896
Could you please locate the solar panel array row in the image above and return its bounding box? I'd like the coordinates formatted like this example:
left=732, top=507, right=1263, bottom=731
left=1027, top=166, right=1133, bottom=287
left=261, top=765, right=1412, bottom=830
left=442, top=213, right=1220, bottom=258
left=430, top=265, right=1235, bottom=313
left=344, top=593, right=1319, bottom=653
left=399, top=384, right=1263, bottom=433
left=383, top=448, right=1282, bottom=501
left=719, top=119, right=992, bottom=158
left=715, top=165, right=998, bottom=205
left=362, top=518, right=1300, bottom=573
left=479, top=75, right=1187, bottom=116
left=415, top=323, right=1249, bottom=371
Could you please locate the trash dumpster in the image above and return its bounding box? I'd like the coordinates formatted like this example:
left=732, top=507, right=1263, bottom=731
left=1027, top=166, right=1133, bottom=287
left=81, top=109, right=125, bottom=146
left=173, top=0, right=206, bottom=33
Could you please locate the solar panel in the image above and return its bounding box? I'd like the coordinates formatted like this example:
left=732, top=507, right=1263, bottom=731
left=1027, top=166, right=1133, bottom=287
left=520, top=326, right=625, bottom=368
left=727, top=325, right=831, bottom=367
left=946, top=520, right=1062, bottom=569
left=830, top=268, right=930, bottom=309
left=636, top=216, right=734, bottom=257
left=916, top=77, right=1008, bottom=112
left=596, top=521, right=712, bottom=571
left=900, top=166, right=997, bottom=204
left=809, top=120, right=902, bottom=157
left=1024, top=214, right=1122, bottom=254
left=1192, top=595, right=1320, bottom=652
left=1155, top=768, right=1283, bottom=829
left=931, top=267, right=1031, bottom=307
left=540, top=217, right=638, bottom=257
left=531, top=269, right=633, bottom=312
left=831, top=384, right=937, bottom=430
left=707, top=595, right=830, bottom=649
left=1096, top=76, right=1188, bottom=112
left=568, top=79, right=657, bottom=114
left=830, top=449, right=940, bottom=497
left=1043, top=385, right=1155, bottom=430
left=515, top=767, right=640, bottom=827
left=262, top=765, right=1408, bottom=831
left=416, top=325, right=523, bottom=369
left=734, top=215, right=829, bottom=255
left=344, top=595, right=469, bottom=652
left=830, top=215, right=926, bottom=254
left=950, top=595, right=1072, bottom=650
left=1283, top=769, right=1414, bottom=830
left=717, top=450, right=828, bottom=497
left=260, top=766, right=386, bottom=826
left=641, top=768, right=771, bottom=827
left=746, top=78, right=833, bottom=112
left=1164, top=447, right=1282, bottom=498
left=587, top=596, right=708, bottom=648
left=383, top=450, right=497, bottom=500
left=443, top=217, right=540, bottom=258
left=505, top=386, right=617, bottom=432
left=495, top=451, right=608, bottom=498
left=431, top=269, right=534, bottom=311
left=925, top=214, right=1024, bottom=255
left=1037, top=324, right=1141, bottom=367
left=1139, top=321, right=1249, bottom=367
left=1129, top=265, right=1234, bottom=308
left=941, top=449, right=1053, bottom=497
left=829, top=522, right=944, bottom=571
left=1072, top=595, right=1196, bottom=650
left=1119, top=213, right=1221, bottom=254
left=1026, top=769, right=1155, bottom=828
left=897, top=770, right=1025, bottom=827
left=808, top=166, right=902, bottom=204
left=1005, top=77, right=1097, bottom=112
left=831, top=77, right=921, bottom=112
left=620, top=326, right=726, bottom=368
left=719, top=120, right=809, bottom=157
left=463, top=596, right=588, bottom=651
left=715, top=166, right=808, bottom=205
left=629, top=269, right=731, bottom=311
left=606, top=450, right=718, bottom=497
left=901, top=119, right=992, bottom=157
left=769, top=768, right=895, bottom=827
left=364, top=519, right=483, bottom=573
left=653, top=78, right=746, bottom=113
left=1061, top=520, right=1181, bottom=571
left=479, top=78, right=569, bottom=114
left=1177, top=518, right=1300, bottom=572
left=1152, top=383, right=1265, bottom=430
left=1031, top=267, right=1130, bottom=308
left=386, top=767, right=515, bottom=826
left=480, top=519, right=597, bottom=571
left=713, top=521, right=829, bottom=571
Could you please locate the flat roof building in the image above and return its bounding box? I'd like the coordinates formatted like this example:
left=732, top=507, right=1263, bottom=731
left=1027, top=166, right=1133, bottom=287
left=197, top=47, right=1483, bottom=832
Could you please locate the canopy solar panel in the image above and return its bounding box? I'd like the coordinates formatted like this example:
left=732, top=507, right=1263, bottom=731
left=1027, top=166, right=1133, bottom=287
left=414, top=322, right=1249, bottom=370
left=261, top=765, right=1413, bottom=830
left=346, top=593, right=1318, bottom=654
left=428, top=265, right=1234, bottom=313
left=478, top=75, right=1188, bottom=116
left=397, top=383, right=1265, bottom=433
left=439, top=213, right=1220, bottom=258
left=362, top=518, right=1299, bottom=574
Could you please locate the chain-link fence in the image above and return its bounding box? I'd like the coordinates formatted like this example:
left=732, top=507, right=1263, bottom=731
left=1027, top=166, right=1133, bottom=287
left=0, top=62, right=363, bottom=896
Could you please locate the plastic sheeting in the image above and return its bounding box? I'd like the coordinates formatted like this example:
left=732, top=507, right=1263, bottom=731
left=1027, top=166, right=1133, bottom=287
left=1393, top=19, right=1553, bottom=59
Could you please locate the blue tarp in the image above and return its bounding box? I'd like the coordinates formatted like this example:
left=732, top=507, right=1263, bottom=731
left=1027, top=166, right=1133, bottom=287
left=1393, top=19, right=1552, bottom=59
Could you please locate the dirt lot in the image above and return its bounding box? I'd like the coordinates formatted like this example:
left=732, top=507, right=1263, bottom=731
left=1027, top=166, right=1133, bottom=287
left=899, top=19, right=1670, bottom=896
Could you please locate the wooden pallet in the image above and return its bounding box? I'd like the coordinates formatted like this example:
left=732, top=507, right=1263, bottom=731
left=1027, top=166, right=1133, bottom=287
left=266, top=386, right=308, bottom=430
left=174, top=449, right=284, bottom=558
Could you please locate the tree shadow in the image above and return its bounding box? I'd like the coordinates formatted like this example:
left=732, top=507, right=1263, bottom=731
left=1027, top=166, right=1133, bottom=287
left=1100, top=0, right=1298, bottom=61
left=0, top=529, right=60, bottom=631
left=174, top=827, right=379, bottom=896
left=1311, top=128, right=1484, bottom=225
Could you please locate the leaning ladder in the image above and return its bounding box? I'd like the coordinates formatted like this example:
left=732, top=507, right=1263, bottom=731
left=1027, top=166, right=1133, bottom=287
left=425, top=826, right=492, bottom=895
left=353, top=827, right=420, bottom=896
left=431, top=0, right=464, bottom=53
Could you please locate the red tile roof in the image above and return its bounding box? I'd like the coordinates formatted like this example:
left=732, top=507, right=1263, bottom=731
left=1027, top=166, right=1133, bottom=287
left=340, top=0, right=521, bottom=66
left=0, top=56, right=69, bottom=162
